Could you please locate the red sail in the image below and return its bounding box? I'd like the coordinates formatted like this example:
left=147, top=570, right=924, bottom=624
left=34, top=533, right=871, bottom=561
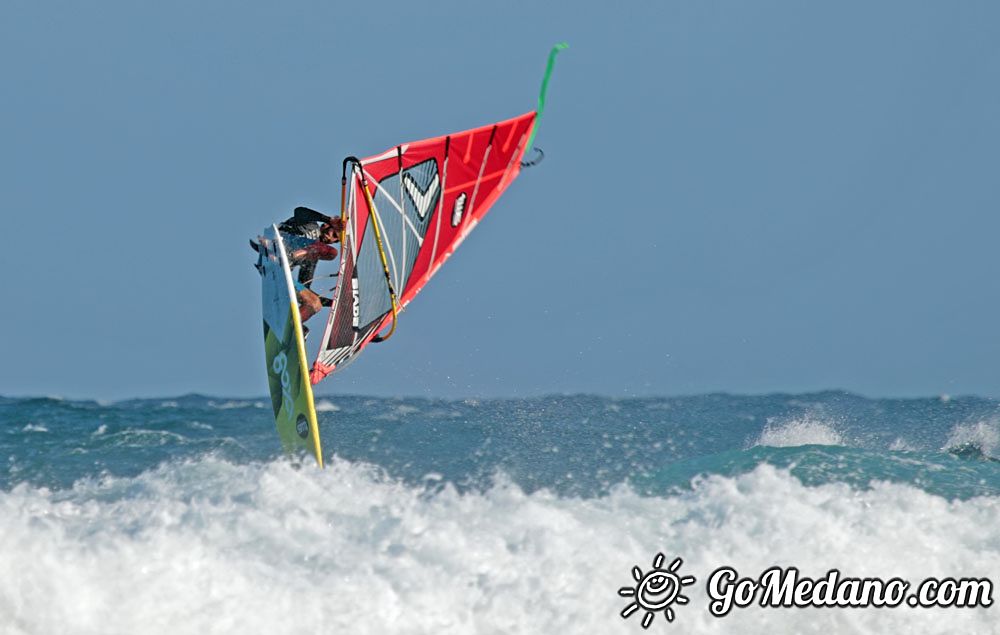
left=311, top=112, right=536, bottom=383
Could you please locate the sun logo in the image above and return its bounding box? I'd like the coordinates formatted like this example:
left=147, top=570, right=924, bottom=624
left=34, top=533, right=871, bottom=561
left=618, top=554, right=696, bottom=628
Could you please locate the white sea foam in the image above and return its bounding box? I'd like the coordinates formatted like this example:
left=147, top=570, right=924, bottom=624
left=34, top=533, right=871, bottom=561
left=755, top=415, right=844, bottom=447
left=20, top=423, right=49, bottom=433
left=1, top=459, right=996, bottom=634
left=209, top=400, right=256, bottom=410
left=889, top=437, right=918, bottom=452
left=314, top=399, right=340, bottom=412
left=106, top=429, right=186, bottom=447
left=944, top=418, right=1000, bottom=459
left=375, top=404, right=421, bottom=420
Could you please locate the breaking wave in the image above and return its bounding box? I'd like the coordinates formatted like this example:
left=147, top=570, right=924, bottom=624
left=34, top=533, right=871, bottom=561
left=0, top=457, right=996, bottom=635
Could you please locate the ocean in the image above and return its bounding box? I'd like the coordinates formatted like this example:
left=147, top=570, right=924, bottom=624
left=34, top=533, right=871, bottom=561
left=1, top=392, right=998, bottom=634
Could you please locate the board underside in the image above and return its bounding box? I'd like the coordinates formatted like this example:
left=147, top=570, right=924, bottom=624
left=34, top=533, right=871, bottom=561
left=259, top=225, right=323, bottom=466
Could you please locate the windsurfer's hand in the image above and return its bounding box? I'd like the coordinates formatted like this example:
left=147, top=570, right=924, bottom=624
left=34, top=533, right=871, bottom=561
left=306, top=243, right=338, bottom=260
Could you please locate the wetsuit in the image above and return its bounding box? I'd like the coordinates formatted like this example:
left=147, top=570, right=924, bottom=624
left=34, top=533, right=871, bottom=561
left=278, top=207, right=336, bottom=289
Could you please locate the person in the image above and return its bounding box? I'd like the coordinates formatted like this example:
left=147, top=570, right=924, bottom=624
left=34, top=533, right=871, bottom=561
left=278, top=207, right=343, bottom=289
left=252, top=206, right=345, bottom=326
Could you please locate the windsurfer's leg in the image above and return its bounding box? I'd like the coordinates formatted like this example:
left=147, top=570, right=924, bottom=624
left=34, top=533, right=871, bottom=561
left=297, top=288, right=322, bottom=323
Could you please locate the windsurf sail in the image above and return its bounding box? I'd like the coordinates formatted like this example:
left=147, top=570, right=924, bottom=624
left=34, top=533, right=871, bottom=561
left=310, top=112, right=537, bottom=382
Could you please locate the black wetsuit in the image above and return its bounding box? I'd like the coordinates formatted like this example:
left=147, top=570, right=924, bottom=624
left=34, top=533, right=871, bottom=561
left=278, top=207, right=333, bottom=288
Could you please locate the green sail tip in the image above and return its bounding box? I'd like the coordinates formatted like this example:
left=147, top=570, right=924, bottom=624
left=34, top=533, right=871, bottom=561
left=526, top=43, right=568, bottom=154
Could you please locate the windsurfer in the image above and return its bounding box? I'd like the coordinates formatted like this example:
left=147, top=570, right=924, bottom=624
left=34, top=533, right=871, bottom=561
left=284, top=233, right=338, bottom=325
left=252, top=206, right=345, bottom=326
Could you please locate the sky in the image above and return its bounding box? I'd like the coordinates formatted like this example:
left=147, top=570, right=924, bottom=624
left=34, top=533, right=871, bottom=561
left=1, top=1, right=999, bottom=400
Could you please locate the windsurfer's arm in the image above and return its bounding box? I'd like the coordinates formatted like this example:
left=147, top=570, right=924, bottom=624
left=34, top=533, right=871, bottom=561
left=289, top=242, right=338, bottom=262
left=293, top=206, right=335, bottom=225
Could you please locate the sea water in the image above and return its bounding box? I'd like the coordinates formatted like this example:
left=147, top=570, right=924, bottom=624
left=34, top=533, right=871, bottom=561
left=1, top=392, right=998, bottom=633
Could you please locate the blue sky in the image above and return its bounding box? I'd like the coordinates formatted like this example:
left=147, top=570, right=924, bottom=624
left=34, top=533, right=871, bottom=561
left=2, top=1, right=998, bottom=399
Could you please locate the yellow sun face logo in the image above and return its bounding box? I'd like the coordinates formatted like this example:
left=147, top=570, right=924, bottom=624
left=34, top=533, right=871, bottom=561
left=619, top=554, right=696, bottom=628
